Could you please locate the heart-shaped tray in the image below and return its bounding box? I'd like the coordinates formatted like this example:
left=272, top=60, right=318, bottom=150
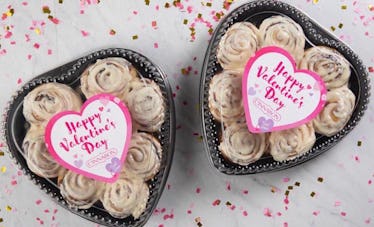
left=200, top=0, right=370, bottom=175
left=2, top=48, right=176, bottom=226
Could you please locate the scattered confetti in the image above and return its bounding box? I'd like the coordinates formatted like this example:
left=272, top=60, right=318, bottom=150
left=317, top=177, right=324, bottom=182
left=6, top=205, right=12, bottom=211
left=109, top=29, right=116, bottom=35
left=310, top=192, right=316, bottom=197
left=132, top=35, right=138, bottom=40
left=212, top=199, right=221, bottom=206
left=341, top=5, right=347, bottom=10
left=195, top=217, right=203, bottom=227
left=357, top=141, right=362, bottom=146
left=1, top=166, right=6, bottom=173
left=263, top=208, right=272, bottom=217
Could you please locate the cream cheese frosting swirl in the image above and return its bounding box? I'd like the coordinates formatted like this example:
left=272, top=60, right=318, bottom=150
left=217, top=22, right=261, bottom=70
left=259, top=15, right=305, bottom=63
left=60, top=171, right=103, bottom=209
left=269, top=123, right=315, bottom=161
left=123, top=132, right=162, bottom=180
left=23, top=83, right=82, bottom=126
left=125, top=78, right=165, bottom=132
left=81, top=57, right=137, bottom=99
left=101, top=174, right=149, bottom=219
left=208, top=70, right=244, bottom=124
left=313, top=86, right=355, bottom=136
left=219, top=122, right=267, bottom=165
left=299, top=46, right=351, bottom=89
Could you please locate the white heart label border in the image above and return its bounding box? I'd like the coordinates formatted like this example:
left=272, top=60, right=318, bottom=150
left=242, top=46, right=327, bottom=133
left=45, top=94, right=132, bottom=183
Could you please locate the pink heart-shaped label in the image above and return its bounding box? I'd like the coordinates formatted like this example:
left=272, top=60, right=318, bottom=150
left=242, top=46, right=326, bottom=133
left=45, top=94, right=132, bottom=183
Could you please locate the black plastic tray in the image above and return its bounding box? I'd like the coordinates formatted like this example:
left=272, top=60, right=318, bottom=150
left=200, top=0, right=370, bottom=175
left=2, top=48, right=176, bottom=226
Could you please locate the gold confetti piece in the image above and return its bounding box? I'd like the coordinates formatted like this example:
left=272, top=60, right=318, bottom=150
left=285, top=190, right=290, bottom=196
left=195, top=217, right=203, bottom=227
left=338, top=23, right=343, bottom=29
left=198, top=136, right=203, bottom=142
left=295, top=182, right=301, bottom=186
left=310, top=192, right=316, bottom=197
left=132, top=35, right=138, bottom=40
left=145, top=0, right=150, bottom=5
left=207, top=3, right=212, bottom=7
left=341, top=5, right=347, bottom=10
left=34, top=28, right=41, bottom=35
left=317, top=177, right=324, bottom=182
left=271, top=187, right=277, bottom=193
left=357, top=141, right=362, bottom=146
left=0, top=217, right=3, bottom=222
left=183, top=19, right=188, bottom=25
left=165, top=3, right=170, bottom=8
left=109, top=29, right=116, bottom=35
left=208, top=28, right=213, bottom=34
left=331, top=26, right=336, bottom=31
left=225, top=201, right=232, bottom=206
left=6, top=9, right=14, bottom=17
left=5, top=205, right=11, bottom=211
left=197, top=13, right=202, bottom=18
left=1, top=166, right=6, bottom=173
left=42, top=7, right=51, bottom=14
left=0, top=151, right=4, bottom=156
left=312, top=0, right=319, bottom=4
left=288, top=186, right=293, bottom=190
left=369, top=5, right=373, bottom=11
left=58, top=0, right=63, bottom=3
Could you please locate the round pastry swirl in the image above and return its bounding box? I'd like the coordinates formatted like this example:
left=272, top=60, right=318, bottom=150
left=208, top=70, right=244, bottom=124
left=219, top=122, right=267, bottom=165
left=124, top=132, right=162, bottom=180
left=22, top=127, right=65, bottom=178
left=60, top=171, right=103, bottom=209
left=313, top=86, right=355, bottom=136
left=101, top=175, right=149, bottom=219
left=269, top=123, right=316, bottom=161
left=259, top=15, right=305, bottom=63
left=299, top=46, right=351, bottom=89
left=125, top=78, right=165, bottom=132
left=81, top=57, right=137, bottom=99
left=217, top=22, right=261, bottom=70
left=23, top=83, right=82, bottom=126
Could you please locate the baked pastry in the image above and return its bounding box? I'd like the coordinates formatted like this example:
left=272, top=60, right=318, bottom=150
left=23, top=83, right=82, bottom=126
left=60, top=171, right=103, bottom=209
left=269, top=123, right=316, bottom=161
left=219, top=122, right=267, bottom=165
left=313, top=86, right=355, bottom=136
left=217, top=22, right=261, bottom=70
left=259, top=15, right=305, bottom=63
left=299, top=46, right=350, bottom=89
left=124, top=132, right=162, bottom=181
left=101, top=174, right=149, bottom=219
left=125, top=78, right=165, bottom=132
left=81, top=57, right=137, bottom=99
left=22, top=127, right=65, bottom=178
left=208, top=70, right=244, bottom=124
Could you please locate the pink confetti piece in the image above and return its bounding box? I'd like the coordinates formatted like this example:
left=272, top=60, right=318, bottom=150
left=22, top=2, right=28, bottom=6
left=27, top=54, right=32, bottom=60
left=313, top=210, right=320, bottom=216
left=283, top=177, right=290, bottom=182
left=242, top=190, right=249, bottom=195
left=263, top=208, right=272, bottom=217
left=33, top=43, right=40, bottom=49
left=212, top=199, right=221, bottom=206
left=17, top=78, right=22, bottom=84
left=196, top=187, right=201, bottom=194
left=154, top=42, right=159, bottom=48
left=283, top=222, right=288, bottom=227
left=243, top=211, right=248, bottom=216
left=48, top=49, right=52, bottom=55
left=277, top=212, right=282, bottom=216
left=81, top=30, right=89, bottom=37
left=11, top=180, right=17, bottom=185
left=4, top=31, right=13, bottom=39
left=187, top=210, right=192, bottom=214
left=341, top=212, right=347, bottom=217
left=284, top=197, right=289, bottom=205
left=35, top=200, right=42, bottom=205
left=334, top=201, right=341, bottom=207
left=49, top=17, right=60, bottom=24
left=369, top=180, right=372, bottom=185
left=226, top=182, right=231, bottom=191
left=365, top=218, right=371, bottom=224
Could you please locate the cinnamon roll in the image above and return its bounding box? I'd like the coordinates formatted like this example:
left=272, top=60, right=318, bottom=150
left=259, top=16, right=305, bottom=63
left=208, top=70, right=244, bottom=124
left=219, top=122, right=267, bottom=165
left=80, top=57, right=137, bottom=99
left=269, top=123, right=316, bottom=161
left=125, top=78, right=165, bottom=132
left=299, top=46, right=351, bottom=89
left=23, top=83, right=82, bottom=126
left=123, top=132, right=162, bottom=180
left=60, top=171, right=103, bottom=209
left=101, top=175, right=149, bottom=219
left=217, top=22, right=261, bottom=70
left=313, top=86, right=355, bottom=136
left=22, top=127, right=65, bottom=178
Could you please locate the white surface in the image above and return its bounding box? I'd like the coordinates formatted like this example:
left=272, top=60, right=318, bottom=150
left=0, top=1, right=373, bottom=227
